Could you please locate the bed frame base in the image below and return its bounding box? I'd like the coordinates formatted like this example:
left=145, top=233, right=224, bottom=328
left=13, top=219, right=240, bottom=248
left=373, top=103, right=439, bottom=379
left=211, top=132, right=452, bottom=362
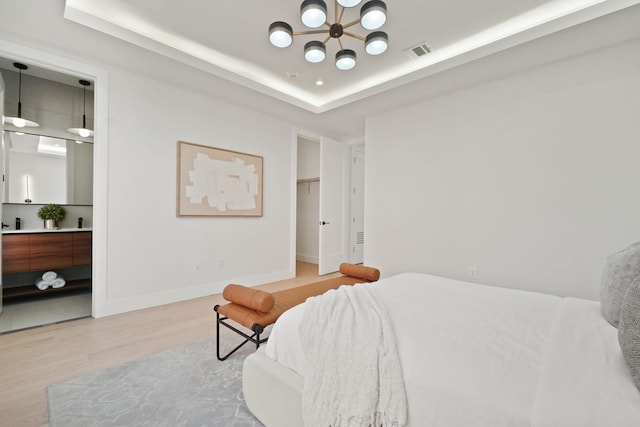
left=243, top=349, right=304, bottom=427
left=214, top=305, right=268, bottom=361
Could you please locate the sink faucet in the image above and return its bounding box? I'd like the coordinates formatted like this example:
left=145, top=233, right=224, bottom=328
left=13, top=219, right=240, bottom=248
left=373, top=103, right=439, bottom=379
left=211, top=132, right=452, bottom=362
left=2, top=223, right=9, bottom=229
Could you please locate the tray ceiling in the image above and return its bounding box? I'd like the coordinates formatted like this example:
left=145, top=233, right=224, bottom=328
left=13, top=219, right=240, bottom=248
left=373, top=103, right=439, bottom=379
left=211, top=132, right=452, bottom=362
left=63, top=0, right=640, bottom=113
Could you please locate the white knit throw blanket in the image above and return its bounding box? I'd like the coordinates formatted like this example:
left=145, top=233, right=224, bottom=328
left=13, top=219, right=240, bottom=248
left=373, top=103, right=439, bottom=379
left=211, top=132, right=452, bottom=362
left=299, top=283, right=408, bottom=427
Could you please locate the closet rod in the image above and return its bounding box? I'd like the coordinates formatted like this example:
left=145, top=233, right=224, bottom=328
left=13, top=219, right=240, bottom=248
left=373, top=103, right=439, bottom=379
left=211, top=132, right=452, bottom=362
left=296, top=177, right=320, bottom=184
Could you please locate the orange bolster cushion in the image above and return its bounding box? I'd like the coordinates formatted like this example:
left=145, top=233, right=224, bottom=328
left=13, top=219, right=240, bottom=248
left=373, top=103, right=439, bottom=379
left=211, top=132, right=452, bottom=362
left=222, top=284, right=275, bottom=313
left=339, top=263, right=381, bottom=282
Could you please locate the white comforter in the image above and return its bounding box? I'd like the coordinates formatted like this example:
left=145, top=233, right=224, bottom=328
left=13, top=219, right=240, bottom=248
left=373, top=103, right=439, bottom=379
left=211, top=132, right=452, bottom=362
left=265, top=273, right=640, bottom=427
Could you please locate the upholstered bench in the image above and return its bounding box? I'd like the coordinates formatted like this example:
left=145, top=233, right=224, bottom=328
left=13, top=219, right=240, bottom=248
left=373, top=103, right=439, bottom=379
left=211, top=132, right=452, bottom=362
left=213, top=263, right=380, bottom=360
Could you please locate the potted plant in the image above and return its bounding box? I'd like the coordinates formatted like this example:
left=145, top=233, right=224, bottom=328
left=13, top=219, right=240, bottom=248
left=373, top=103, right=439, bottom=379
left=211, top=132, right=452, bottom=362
left=38, top=204, right=66, bottom=230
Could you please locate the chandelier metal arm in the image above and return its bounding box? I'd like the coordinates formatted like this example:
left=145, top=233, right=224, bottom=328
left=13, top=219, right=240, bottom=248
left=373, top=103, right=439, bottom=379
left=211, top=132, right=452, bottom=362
left=323, top=35, right=332, bottom=44
left=341, top=19, right=360, bottom=29
left=343, top=31, right=366, bottom=41
left=338, top=38, right=344, bottom=50
left=293, top=29, right=330, bottom=36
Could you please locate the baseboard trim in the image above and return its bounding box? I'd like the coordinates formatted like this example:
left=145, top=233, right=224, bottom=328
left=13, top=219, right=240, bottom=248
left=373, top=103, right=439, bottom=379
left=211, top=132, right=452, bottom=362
left=98, top=269, right=295, bottom=317
left=296, top=254, right=318, bottom=264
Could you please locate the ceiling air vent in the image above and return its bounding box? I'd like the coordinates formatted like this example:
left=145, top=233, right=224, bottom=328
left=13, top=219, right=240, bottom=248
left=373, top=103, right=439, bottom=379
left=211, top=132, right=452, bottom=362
left=404, top=42, right=433, bottom=59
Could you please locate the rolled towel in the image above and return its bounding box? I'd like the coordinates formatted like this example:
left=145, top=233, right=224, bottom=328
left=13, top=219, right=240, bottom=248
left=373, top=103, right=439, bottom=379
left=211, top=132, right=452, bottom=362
left=35, top=278, right=50, bottom=291
left=42, top=271, right=57, bottom=282
left=51, top=277, right=66, bottom=289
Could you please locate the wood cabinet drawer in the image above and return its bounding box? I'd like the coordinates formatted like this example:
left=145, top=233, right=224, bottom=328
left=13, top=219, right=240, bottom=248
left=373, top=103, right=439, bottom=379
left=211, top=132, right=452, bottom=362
left=2, top=234, right=30, bottom=273
left=2, top=231, right=92, bottom=273
left=72, top=232, right=92, bottom=266
left=29, top=233, right=74, bottom=270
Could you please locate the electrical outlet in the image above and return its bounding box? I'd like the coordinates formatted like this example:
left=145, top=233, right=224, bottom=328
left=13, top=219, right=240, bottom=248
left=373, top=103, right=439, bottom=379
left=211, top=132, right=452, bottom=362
left=468, top=266, right=477, bottom=280
left=194, top=262, right=200, bottom=272
left=216, top=257, right=224, bottom=269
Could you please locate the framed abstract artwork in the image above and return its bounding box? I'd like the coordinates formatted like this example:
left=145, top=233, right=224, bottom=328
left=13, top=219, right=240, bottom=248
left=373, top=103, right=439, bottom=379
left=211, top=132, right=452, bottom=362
left=176, top=141, right=263, bottom=216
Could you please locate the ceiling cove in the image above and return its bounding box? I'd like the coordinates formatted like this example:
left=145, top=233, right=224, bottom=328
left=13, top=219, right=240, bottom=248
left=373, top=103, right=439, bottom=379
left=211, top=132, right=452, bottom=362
left=63, top=0, right=640, bottom=113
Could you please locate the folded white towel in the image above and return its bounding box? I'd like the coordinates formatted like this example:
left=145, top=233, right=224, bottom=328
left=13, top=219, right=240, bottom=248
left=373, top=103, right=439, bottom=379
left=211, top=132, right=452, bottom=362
left=42, top=271, right=57, bottom=282
left=51, top=277, right=66, bottom=289
left=35, top=278, right=50, bottom=290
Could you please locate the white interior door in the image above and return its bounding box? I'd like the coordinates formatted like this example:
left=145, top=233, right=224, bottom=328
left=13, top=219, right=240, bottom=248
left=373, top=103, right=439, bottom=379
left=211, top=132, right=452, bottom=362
left=350, top=147, right=365, bottom=264
left=318, top=136, right=349, bottom=275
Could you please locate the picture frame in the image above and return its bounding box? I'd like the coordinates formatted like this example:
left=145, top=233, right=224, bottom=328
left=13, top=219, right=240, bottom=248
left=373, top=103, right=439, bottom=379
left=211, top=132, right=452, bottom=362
left=176, top=141, right=263, bottom=217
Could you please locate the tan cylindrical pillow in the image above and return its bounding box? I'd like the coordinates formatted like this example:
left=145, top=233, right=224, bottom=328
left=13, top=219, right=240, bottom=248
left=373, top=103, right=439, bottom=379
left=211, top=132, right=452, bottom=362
left=223, top=284, right=275, bottom=313
left=339, top=263, right=380, bottom=282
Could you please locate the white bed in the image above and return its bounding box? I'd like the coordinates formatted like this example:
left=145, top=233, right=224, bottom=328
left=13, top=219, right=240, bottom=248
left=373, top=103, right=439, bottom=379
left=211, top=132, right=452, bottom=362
left=242, top=273, right=640, bottom=426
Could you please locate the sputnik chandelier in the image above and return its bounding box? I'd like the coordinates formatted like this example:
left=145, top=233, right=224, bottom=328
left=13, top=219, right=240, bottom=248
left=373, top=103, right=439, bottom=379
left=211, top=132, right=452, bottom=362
left=269, top=0, right=388, bottom=71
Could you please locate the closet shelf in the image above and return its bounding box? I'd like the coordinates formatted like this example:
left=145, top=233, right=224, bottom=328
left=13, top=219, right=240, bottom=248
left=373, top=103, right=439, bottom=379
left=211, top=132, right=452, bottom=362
left=296, top=177, right=319, bottom=184
left=3, top=279, right=91, bottom=301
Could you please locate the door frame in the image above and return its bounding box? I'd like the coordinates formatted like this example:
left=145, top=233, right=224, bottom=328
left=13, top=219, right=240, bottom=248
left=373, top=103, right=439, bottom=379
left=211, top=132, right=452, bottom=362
left=291, top=128, right=355, bottom=276
left=0, top=39, right=109, bottom=318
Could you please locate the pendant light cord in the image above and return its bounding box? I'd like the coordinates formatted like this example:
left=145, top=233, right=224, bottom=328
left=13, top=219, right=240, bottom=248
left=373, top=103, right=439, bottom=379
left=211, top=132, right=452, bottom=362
left=82, top=83, right=87, bottom=129
left=17, top=67, right=22, bottom=117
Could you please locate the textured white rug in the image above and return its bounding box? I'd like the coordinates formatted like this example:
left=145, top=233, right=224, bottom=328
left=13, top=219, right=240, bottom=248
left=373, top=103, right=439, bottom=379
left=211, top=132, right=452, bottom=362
left=47, top=338, right=264, bottom=427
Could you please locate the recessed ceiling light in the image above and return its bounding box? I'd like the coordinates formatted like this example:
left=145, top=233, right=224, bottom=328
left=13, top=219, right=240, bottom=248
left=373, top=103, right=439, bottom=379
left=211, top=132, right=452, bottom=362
left=316, top=79, right=324, bottom=86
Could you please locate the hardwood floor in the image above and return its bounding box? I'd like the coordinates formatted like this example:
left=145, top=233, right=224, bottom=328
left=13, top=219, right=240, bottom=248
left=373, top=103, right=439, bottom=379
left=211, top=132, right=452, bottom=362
left=0, top=261, right=339, bottom=426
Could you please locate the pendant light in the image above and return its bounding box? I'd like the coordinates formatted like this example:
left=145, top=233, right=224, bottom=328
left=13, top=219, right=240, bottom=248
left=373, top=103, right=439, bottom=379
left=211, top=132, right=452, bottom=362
left=337, top=0, right=362, bottom=7
left=4, top=63, right=39, bottom=129
left=365, top=31, right=388, bottom=55
left=360, top=0, right=387, bottom=30
left=305, top=41, right=326, bottom=63
left=68, top=79, right=94, bottom=138
left=336, top=49, right=357, bottom=70
left=269, top=22, right=293, bottom=48
left=300, top=0, right=327, bottom=29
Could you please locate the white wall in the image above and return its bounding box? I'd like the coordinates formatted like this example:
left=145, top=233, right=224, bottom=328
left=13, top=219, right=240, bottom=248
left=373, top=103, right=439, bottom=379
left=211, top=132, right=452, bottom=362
left=365, top=37, right=640, bottom=300
left=297, top=137, right=320, bottom=180
left=104, top=70, right=295, bottom=306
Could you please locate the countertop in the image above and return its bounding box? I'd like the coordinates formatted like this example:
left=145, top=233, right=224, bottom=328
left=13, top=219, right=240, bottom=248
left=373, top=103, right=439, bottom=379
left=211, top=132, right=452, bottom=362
left=2, top=228, right=92, bottom=234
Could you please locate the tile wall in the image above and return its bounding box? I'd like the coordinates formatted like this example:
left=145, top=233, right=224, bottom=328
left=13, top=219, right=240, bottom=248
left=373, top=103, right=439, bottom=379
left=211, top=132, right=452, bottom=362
left=1, top=204, right=93, bottom=231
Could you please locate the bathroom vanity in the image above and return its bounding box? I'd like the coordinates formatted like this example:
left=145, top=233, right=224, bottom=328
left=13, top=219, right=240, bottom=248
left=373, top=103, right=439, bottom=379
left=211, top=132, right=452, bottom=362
left=2, top=229, right=92, bottom=300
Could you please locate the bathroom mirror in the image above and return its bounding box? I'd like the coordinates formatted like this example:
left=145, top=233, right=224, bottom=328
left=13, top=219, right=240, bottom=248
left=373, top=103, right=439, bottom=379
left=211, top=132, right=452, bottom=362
left=3, top=131, right=93, bottom=205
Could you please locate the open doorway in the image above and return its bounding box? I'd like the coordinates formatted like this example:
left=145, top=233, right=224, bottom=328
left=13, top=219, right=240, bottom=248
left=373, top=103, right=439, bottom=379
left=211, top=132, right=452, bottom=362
left=294, top=133, right=365, bottom=278
left=0, top=59, right=95, bottom=333
left=296, top=136, right=321, bottom=268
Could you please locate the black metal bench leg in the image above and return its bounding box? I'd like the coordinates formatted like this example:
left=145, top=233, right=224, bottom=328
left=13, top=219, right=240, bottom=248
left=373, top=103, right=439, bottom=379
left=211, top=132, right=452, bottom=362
left=214, top=306, right=265, bottom=361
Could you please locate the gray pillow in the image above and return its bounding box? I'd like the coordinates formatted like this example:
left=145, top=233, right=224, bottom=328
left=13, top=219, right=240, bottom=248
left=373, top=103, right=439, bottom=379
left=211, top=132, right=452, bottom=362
left=618, top=275, right=640, bottom=390
left=600, top=241, right=640, bottom=327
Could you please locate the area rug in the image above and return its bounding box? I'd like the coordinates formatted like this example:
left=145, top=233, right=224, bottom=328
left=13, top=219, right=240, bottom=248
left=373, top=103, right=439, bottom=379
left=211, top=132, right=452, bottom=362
left=46, top=338, right=264, bottom=426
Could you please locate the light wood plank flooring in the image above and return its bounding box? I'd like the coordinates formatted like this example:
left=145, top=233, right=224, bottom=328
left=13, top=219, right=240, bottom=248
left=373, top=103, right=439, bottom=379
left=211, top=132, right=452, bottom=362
left=0, top=262, right=339, bottom=426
